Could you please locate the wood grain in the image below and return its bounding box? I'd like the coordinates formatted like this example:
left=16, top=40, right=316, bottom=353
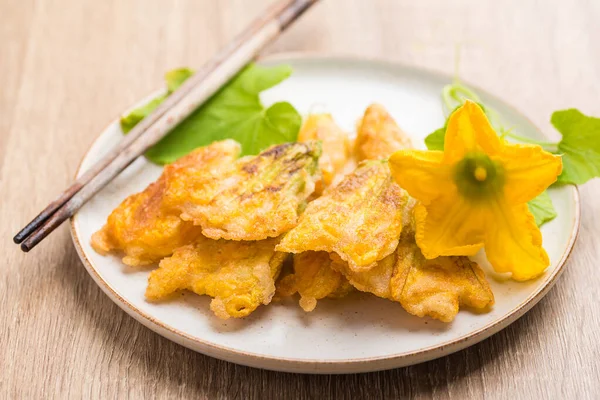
left=1, top=0, right=599, bottom=398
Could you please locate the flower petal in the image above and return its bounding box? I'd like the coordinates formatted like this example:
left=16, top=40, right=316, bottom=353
left=414, top=197, right=485, bottom=259
left=495, top=143, right=563, bottom=204
left=388, top=150, right=453, bottom=204
left=444, top=100, right=503, bottom=163
left=484, top=201, right=549, bottom=281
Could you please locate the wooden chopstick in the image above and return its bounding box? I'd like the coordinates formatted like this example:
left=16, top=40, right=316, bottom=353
left=15, top=0, right=320, bottom=252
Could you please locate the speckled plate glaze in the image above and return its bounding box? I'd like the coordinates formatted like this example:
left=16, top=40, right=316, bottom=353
left=71, top=55, right=580, bottom=374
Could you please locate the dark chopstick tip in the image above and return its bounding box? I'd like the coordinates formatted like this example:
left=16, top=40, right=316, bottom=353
left=20, top=242, right=32, bottom=252
left=13, top=233, right=24, bottom=244
left=14, top=222, right=39, bottom=244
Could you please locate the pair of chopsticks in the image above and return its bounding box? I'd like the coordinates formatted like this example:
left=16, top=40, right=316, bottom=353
left=14, top=0, right=320, bottom=252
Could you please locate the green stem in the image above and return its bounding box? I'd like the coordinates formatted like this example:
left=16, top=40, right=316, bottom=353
left=501, top=130, right=559, bottom=151
left=501, top=130, right=557, bottom=146
left=441, top=86, right=459, bottom=116
left=451, top=85, right=481, bottom=103
left=453, top=44, right=462, bottom=83
left=442, top=83, right=482, bottom=117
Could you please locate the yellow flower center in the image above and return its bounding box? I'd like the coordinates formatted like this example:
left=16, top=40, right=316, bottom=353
left=454, top=152, right=504, bottom=200
left=474, top=166, right=487, bottom=181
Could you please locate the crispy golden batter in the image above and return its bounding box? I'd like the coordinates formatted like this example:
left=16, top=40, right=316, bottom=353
left=146, top=236, right=287, bottom=319
left=277, top=160, right=410, bottom=272
left=298, top=114, right=350, bottom=189
left=392, top=239, right=494, bottom=322
left=277, top=107, right=409, bottom=310
left=91, top=140, right=240, bottom=266
left=331, top=231, right=494, bottom=322
left=177, top=142, right=322, bottom=241
left=160, top=141, right=241, bottom=213
left=277, top=113, right=354, bottom=310
left=276, top=252, right=353, bottom=312
left=355, top=103, right=412, bottom=161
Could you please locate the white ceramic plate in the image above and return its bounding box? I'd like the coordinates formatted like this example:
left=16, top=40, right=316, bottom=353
left=71, top=55, right=580, bottom=374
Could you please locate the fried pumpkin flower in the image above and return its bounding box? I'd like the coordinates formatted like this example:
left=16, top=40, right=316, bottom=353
left=298, top=114, right=350, bottom=188
left=177, top=141, right=322, bottom=241
left=276, top=160, right=410, bottom=272
left=91, top=140, right=240, bottom=266
left=146, top=236, right=287, bottom=319
left=276, top=252, right=354, bottom=312
left=277, top=106, right=413, bottom=310
left=388, top=100, right=562, bottom=281
left=330, top=231, right=494, bottom=322
left=355, top=103, right=413, bottom=161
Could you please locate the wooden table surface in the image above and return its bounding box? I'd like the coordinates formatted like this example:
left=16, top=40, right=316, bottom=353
left=2, top=0, right=599, bottom=398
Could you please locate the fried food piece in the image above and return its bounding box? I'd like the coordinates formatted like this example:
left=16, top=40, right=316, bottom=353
left=331, top=231, right=495, bottom=322
left=355, top=104, right=412, bottom=161
left=276, top=252, right=353, bottom=312
left=91, top=140, right=240, bottom=266
left=177, top=142, right=322, bottom=241
left=146, top=236, right=287, bottom=319
left=277, top=107, right=410, bottom=308
left=298, top=114, right=350, bottom=188
left=277, top=115, right=353, bottom=308
left=160, top=141, right=241, bottom=213
left=392, top=241, right=494, bottom=321
left=277, top=160, right=410, bottom=272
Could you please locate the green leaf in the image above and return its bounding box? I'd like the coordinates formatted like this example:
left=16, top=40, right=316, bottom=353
left=120, top=68, right=194, bottom=134
left=165, top=68, right=194, bottom=93
left=425, top=127, right=445, bottom=151
left=552, top=109, right=600, bottom=184
left=121, top=64, right=301, bottom=165
left=120, top=94, right=167, bottom=134
left=527, top=191, right=557, bottom=227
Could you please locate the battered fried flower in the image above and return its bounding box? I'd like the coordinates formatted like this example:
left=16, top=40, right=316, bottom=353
left=331, top=230, right=495, bottom=322
left=177, top=141, right=322, bottom=241
left=91, top=140, right=240, bottom=266
left=355, top=104, right=412, bottom=161
left=276, top=252, right=353, bottom=312
left=277, top=106, right=412, bottom=310
left=298, top=114, right=350, bottom=188
left=277, top=160, right=410, bottom=272
left=146, top=236, right=287, bottom=319
left=274, top=115, right=354, bottom=310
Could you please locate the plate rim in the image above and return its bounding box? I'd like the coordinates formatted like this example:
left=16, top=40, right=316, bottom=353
left=70, top=53, right=581, bottom=372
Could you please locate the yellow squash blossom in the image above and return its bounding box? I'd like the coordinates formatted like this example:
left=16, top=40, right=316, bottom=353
left=388, top=100, right=562, bottom=281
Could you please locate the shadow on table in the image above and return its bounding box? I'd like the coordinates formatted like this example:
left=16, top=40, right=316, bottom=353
left=57, top=239, right=561, bottom=400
